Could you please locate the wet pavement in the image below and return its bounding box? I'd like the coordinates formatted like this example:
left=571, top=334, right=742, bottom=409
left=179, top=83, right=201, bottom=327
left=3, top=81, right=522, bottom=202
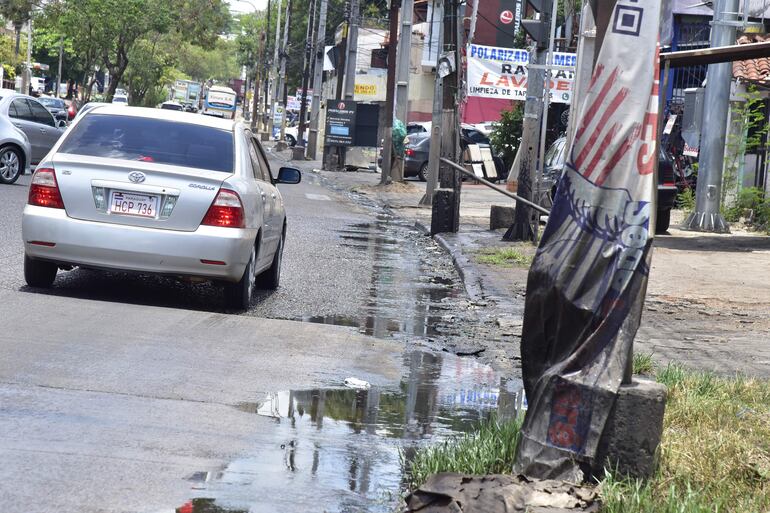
left=173, top=351, right=524, bottom=513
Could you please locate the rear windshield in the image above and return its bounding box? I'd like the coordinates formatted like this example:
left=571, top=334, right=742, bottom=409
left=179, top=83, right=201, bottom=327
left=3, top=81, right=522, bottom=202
left=58, top=114, right=234, bottom=173
left=40, top=98, right=65, bottom=108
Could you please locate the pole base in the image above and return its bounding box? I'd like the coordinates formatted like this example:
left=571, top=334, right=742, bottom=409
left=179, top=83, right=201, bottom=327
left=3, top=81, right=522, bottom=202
left=682, top=211, right=730, bottom=233
left=291, top=146, right=306, bottom=161
left=275, top=141, right=288, bottom=151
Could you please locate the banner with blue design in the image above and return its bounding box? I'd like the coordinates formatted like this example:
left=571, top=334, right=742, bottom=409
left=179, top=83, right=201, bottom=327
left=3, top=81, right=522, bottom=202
left=514, top=0, right=662, bottom=480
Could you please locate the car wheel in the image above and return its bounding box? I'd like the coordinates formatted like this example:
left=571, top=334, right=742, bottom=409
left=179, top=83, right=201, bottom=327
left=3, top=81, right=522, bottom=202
left=0, top=146, right=23, bottom=185
left=286, top=134, right=297, bottom=147
left=257, top=231, right=284, bottom=290
left=224, top=243, right=257, bottom=310
left=418, top=162, right=428, bottom=182
left=24, top=254, right=57, bottom=288
left=655, top=208, right=671, bottom=234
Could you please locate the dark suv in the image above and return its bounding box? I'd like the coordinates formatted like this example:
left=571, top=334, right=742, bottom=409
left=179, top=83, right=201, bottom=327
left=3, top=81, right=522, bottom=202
left=542, top=137, right=677, bottom=234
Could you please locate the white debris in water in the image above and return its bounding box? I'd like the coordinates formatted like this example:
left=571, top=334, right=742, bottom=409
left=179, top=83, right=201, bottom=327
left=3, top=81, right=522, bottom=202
left=344, top=378, right=371, bottom=390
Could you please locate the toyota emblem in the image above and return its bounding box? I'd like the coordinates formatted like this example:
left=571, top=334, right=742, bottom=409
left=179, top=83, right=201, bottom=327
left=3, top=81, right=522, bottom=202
left=128, top=171, right=146, bottom=184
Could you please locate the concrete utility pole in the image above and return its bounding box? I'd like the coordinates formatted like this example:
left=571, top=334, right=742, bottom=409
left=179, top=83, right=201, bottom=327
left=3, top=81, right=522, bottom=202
left=392, top=0, right=414, bottom=182
left=381, top=0, right=401, bottom=185
left=277, top=0, right=293, bottom=148
left=294, top=0, right=317, bottom=159
left=339, top=0, right=360, bottom=168
left=22, top=19, right=32, bottom=95
left=267, top=0, right=282, bottom=138
left=504, top=50, right=546, bottom=241
left=56, top=35, right=63, bottom=98
left=251, top=29, right=266, bottom=130
left=308, top=0, right=328, bottom=159
left=683, top=0, right=737, bottom=233
left=468, top=0, right=479, bottom=43
left=430, top=0, right=462, bottom=235
left=420, top=0, right=445, bottom=206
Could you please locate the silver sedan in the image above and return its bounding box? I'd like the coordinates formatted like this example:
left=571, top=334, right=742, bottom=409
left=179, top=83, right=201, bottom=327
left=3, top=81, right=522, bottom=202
left=21, top=105, right=301, bottom=309
left=0, top=112, right=32, bottom=184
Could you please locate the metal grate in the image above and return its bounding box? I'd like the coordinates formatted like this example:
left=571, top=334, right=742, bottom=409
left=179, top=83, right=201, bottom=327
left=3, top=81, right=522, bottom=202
left=666, top=17, right=712, bottom=109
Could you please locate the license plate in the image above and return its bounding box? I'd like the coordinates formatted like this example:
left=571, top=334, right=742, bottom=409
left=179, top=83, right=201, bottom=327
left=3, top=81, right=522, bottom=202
left=109, top=191, right=159, bottom=218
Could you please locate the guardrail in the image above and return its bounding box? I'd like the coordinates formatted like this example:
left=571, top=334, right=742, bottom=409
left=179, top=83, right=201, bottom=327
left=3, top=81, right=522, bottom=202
left=439, top=157, right=551, bottom=215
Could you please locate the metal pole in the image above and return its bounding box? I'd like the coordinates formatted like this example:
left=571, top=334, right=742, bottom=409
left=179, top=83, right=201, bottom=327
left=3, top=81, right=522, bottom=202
left=267, top=0, right=282, bottom=138
left=23, top=19, right=32, bottom=95
left=420, top=0, right=445, bottom=206
left=468, top=0, right=479, bottom=44
left=56, top=35, right=63, bottom=99
left=683, top=0, right=737, bottom=233
left=393, top=0, right=414, bottom=182
left=340, top=0, right=360, bottom=168
left=534, top=0, right=560, bottom=240
left=381, top=0, right=400, bottom=184
left=308, top=0, right=328, bottom=159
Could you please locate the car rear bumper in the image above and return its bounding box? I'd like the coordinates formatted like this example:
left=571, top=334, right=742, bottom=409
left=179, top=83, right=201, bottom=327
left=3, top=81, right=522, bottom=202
left=22, top=205, right=256, bottom=282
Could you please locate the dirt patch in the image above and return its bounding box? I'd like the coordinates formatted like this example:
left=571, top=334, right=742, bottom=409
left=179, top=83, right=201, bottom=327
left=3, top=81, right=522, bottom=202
left=352, top=181, right=422, bottom=194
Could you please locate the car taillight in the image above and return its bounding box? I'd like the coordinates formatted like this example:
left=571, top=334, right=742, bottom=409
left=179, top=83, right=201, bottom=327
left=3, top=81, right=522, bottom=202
left=28, top=168, right=64, bottom=209
left=405, top=149, right=414, bottom=157
left=202, top=189, right=245, bottom=228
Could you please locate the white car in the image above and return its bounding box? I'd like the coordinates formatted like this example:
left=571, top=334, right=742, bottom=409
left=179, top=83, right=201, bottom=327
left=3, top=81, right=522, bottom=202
left=112, top=94, right=128, bottom=105
left=21, top=106, right=302, bottom=309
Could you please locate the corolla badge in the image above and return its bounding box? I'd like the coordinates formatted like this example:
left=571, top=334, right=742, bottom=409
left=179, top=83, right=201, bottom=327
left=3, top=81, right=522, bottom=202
left=128, top=171, right=146, bottom=183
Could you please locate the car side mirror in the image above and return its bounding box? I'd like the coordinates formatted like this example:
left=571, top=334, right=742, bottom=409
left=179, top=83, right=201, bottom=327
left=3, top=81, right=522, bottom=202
left=277, top=167, right=301, bottom=184
left=56, top=119, right=67, bottom=129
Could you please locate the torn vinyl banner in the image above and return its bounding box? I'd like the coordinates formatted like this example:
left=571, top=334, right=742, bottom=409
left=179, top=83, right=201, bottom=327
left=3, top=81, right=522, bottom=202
left=514, top=0, right=662, bottom=480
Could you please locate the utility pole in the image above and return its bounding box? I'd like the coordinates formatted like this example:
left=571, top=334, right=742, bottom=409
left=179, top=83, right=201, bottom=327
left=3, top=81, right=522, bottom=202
left=683, top=0, right=737, bottom=233
left=339, top=0, right=360, bottom=168
left=261, top=0, right=272, bottom=137
left=56, top=35, right=63, bottom=98
left=308, top=0, right=329, bottom=159
left=430, top=0, right=462, bottom=235
left=267, top=0, right=282, bottom=139
left=468, top=0, right=479, bottom=43
left=22, top=19, right=32, bottom=95
left=381, top=0, right=401, bottom=184
left=294, top=0, right=317, bottom=159
left=251, top=29, right=266, bottom=130
left=420, top=0, right=445, bottom=206
left=503, top=0, right=552, bottom=242
left=277, top=0, right=293, bottom=148
left=392, top=0, right=414, bottom=182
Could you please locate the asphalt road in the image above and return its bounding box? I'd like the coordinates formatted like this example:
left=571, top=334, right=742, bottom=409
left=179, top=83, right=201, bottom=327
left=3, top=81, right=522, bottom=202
left=0, top=154, right=490, bottom=512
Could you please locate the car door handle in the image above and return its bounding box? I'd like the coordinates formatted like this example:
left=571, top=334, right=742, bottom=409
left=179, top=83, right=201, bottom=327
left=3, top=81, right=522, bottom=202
left=40, top=128, right=47, bottom=134
left=271, top=193, right=276, bottom=199
left=13, top=123, right=22, bottom=129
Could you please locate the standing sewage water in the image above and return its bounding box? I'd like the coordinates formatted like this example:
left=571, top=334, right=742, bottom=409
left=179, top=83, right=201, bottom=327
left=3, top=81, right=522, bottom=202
left=175, top=351, right=525, bottom=513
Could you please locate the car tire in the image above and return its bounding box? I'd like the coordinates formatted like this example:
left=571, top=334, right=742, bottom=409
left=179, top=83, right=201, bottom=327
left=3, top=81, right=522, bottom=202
left=0, top=146, right=23, bottom=185
left=286, top=134, right=297, bottom=147
left=24, top=254, right=57, bottom=288
left=655, top=208, right=671, bottom=234
left=224, top=243, right=257, bottom=310
left=418, top=162, right=428, bottom=182
left=257, top=231, right=284, bottom=290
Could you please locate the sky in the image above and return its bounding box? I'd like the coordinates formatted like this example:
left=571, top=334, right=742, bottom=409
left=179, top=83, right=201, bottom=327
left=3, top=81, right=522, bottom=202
left=227, top=0, right=269, bottom=14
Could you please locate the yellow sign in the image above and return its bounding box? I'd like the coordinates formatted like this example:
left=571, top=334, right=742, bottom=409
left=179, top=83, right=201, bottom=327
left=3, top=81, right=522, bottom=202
left=354, top=84, right=377, bottom=95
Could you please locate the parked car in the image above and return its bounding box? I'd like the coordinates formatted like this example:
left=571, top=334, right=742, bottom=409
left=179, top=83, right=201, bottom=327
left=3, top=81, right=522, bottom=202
left=21, top=106, right=302, bottom=309
left=0, top=90, right=66, bottom=168
left=378, top=125, right=506, bottom=181
left=160, top=101, right=185, bottom=111
left=111, top=94, right=128, bottom=105
left=0, top=111, right=33, bottom=184
left=38, top=96, right=70, bottom=124
left=541, top=136, right=678, bottom=234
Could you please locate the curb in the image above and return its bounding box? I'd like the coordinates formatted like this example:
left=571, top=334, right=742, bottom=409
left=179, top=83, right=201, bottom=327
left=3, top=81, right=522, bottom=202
left=433, top=232, right=486, bottom=303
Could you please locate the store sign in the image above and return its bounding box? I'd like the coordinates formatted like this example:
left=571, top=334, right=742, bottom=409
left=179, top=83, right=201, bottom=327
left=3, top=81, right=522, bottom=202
left=353, top=74, right=387, bottom=101
left=325, top=101, right=357, bottom=146
left=466, top=44, right=576, bottom=104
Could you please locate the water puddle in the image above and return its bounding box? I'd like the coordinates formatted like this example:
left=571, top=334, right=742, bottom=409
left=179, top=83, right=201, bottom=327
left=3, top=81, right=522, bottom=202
left=294, top=220, right=463, bottom=340
left=174, top=351, right=525, bottom=513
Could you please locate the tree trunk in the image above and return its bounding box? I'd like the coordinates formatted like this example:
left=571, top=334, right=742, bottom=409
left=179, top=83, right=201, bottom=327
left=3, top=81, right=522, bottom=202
left=14, top=26, right=21, bottom=61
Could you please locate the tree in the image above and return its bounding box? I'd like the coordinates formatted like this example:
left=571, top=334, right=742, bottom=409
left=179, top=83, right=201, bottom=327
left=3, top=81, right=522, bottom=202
left=0, top=0, right=34, bottom=60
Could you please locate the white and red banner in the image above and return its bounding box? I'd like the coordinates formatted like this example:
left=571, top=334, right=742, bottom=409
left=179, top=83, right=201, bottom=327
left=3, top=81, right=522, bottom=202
left=515, top=0, right=662, bottom=480
left=466, top=44, right=576, bottom=104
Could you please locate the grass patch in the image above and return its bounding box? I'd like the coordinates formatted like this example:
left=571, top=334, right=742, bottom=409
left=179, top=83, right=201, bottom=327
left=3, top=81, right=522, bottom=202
left=404, top=415, right=523, bottom=490
left=632, top=352, right=655, bottom=376
left=404, top=363, right=770, bottom=512
left=476, top=247, right=534, bottom=267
